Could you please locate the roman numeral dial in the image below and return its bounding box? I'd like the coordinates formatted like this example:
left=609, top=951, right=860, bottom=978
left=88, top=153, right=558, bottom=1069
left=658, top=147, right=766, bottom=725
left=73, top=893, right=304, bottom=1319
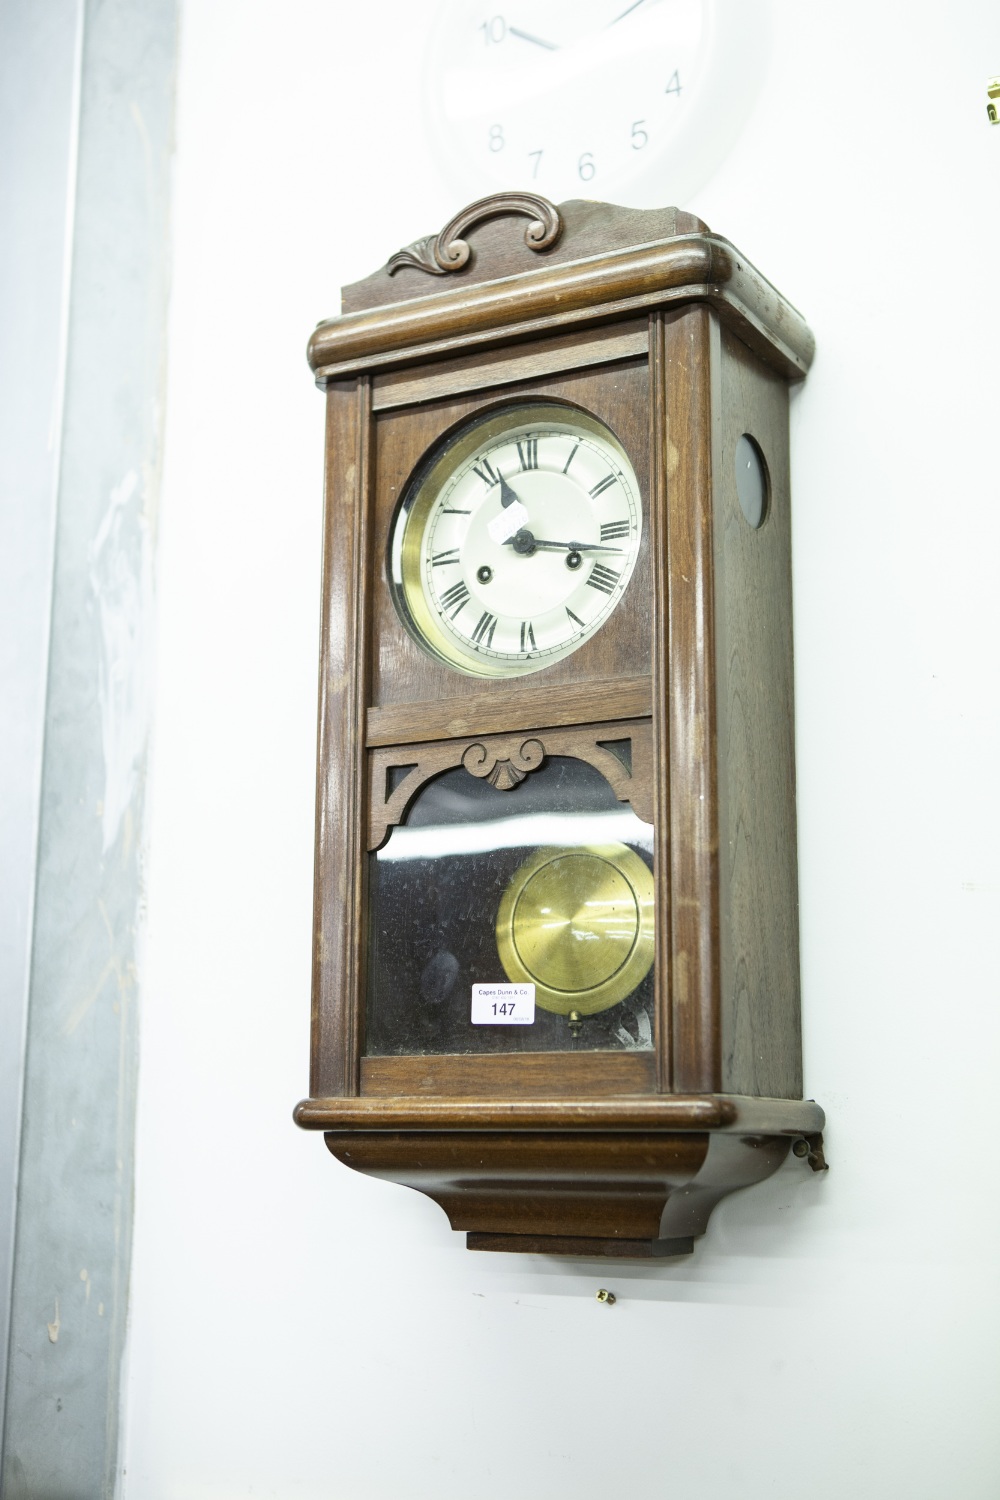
left=390, top=404, right=642, bottom=678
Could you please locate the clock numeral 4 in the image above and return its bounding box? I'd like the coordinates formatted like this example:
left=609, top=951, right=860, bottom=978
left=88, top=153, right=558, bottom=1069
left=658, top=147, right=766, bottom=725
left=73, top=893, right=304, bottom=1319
left=472, top=610, right=498, bottom=647
left=665, top=68, right=681, bottom=96
left=587, top=564, right=621, bottom=596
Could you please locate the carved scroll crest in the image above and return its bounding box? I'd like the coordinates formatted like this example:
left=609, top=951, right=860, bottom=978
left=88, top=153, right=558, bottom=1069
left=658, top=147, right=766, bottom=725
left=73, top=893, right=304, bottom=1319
left=461, top=736, right=545, bottom=790
left=387, top=192, right=562, bottom=277
left=366, top=720, right=652, bottom=852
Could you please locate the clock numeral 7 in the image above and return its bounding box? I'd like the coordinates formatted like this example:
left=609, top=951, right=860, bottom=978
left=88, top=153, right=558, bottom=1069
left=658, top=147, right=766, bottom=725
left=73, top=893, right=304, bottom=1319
left=528, top=149, right=543, bottom=178
left=472, top=611, right=498, bottom=647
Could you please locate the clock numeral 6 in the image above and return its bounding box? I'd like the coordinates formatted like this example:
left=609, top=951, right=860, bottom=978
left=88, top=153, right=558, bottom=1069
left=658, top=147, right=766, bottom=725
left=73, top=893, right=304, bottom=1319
left=578, top=152, right=595, bottom=182
left=631, top=120, right=648, bottom=150
left=490, top=123, right=505, bottom=153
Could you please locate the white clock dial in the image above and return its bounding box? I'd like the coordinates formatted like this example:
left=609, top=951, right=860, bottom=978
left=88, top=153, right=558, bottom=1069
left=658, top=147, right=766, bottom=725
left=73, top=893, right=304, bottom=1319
left=424, top=0, right=768, bottom=205
left=390, top=405, right=642, bottom=678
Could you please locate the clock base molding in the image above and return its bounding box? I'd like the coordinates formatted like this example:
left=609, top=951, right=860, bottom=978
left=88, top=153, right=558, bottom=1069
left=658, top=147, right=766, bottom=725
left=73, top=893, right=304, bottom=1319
left=309, top=1097, right=826, bottom=1259
left=465, top=1233, right=696, bottom=1259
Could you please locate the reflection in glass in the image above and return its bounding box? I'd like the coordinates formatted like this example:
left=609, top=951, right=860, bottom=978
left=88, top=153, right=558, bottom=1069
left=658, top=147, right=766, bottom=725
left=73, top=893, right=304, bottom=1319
left=366, top=756, right=654, bottom=1056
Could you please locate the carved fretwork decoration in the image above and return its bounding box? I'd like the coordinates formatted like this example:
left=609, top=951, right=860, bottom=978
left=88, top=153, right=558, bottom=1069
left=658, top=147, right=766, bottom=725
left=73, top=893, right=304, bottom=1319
left=461, top=736, right=544, bottom=790
left=367, top=719, right=653, bottom=852
left=387, top=192, right=563, bottom=278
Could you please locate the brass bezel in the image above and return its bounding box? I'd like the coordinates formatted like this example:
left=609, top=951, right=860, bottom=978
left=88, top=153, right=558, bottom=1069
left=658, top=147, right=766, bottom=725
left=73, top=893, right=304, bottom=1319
left=389, top=401, right=642, bottom=678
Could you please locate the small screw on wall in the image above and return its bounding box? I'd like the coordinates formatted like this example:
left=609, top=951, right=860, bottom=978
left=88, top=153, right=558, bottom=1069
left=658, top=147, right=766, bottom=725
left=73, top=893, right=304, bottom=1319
left=596, top=1288, right=616, bottom=1305
left=988, top=77, right=1000, bottom=123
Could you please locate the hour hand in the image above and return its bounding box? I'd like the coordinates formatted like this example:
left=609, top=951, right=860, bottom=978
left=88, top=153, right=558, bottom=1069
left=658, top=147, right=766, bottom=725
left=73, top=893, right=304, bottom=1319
left=499, top=473, right=521, bottom=508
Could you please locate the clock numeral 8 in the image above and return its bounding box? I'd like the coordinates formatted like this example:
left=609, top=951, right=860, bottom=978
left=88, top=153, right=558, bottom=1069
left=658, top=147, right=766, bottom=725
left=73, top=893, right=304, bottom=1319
left=490, top=123, right=505, bottom=153
left=578, top=152, right=595, bottom=182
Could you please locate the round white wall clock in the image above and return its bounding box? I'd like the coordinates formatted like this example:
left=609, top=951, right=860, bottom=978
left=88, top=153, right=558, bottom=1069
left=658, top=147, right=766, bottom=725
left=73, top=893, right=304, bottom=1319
left=423, top=0, right=770, bottom=206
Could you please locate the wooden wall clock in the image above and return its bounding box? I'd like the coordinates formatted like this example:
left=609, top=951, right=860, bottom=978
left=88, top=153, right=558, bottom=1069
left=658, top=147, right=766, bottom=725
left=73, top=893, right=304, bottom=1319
left=295, top=192, right=827, bottom=1258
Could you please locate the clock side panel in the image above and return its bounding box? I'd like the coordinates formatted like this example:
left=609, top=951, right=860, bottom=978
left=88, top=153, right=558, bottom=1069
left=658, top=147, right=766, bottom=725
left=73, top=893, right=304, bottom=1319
left=714, top=328, right=803, bottom=1100
left=368, top=358, right=653, bottom=711
left=310, top=377, right=373, bottom=1098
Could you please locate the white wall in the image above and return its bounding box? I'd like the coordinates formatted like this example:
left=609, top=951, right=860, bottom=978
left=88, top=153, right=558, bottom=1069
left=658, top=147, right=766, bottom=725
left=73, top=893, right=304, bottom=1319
left=122, top=4, right=1000, bottom=1496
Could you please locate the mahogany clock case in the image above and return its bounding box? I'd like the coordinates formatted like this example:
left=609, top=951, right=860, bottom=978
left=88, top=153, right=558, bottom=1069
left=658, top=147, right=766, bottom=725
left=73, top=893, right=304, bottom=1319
left=296, top=196, right=826, bottom=1257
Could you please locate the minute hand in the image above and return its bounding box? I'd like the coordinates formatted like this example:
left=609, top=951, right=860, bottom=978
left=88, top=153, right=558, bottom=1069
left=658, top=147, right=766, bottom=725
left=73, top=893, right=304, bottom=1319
left=507, top=537, right=623, bottom=554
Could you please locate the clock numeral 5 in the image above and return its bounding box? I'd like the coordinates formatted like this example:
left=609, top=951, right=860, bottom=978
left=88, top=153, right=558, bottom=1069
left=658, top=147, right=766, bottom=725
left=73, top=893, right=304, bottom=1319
left=631, top=120, right=648, bottom=150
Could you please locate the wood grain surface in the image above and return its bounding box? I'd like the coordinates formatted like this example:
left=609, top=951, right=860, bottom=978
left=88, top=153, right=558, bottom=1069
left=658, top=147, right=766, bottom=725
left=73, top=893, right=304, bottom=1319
left=365, top=675, right=652, bottom=746
left=295, top=1092, right=825, bottom=1134
left=359, top=1051, right=655, bottom=1099
left=369, top=359, right=653, bottom=709
left=661, top=305, right=723, bottom=1095
left=372, top=321, right=648, bottom=412
left=310, top=231, right=814, bottom=385
left=309, top=378, right=372, bottom=1097
left=714, top=328, right=802, bottom=1098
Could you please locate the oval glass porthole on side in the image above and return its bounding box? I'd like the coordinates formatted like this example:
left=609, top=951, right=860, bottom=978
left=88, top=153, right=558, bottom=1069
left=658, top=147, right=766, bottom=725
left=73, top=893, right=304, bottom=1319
left=735, top=432, right=769, bottom=529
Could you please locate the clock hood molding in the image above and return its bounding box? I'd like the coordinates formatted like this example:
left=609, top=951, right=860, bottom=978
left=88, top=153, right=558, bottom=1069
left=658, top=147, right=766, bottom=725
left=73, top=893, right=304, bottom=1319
left=308, top=194, right=814, bottom=387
